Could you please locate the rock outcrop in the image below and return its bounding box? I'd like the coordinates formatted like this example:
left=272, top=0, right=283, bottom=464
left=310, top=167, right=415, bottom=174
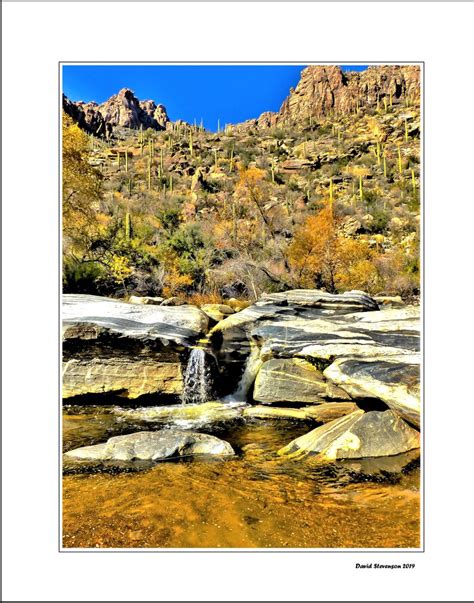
left=64, top=430, right=234, bottom=461
left=238, top=65, right=420, bottom=131
left=63, top=89, right=169, bottom=137
left=62, top=95, right=112, bottom=138
left=98, top=88, right=169, bottom=130
left=278, top=409, right=420, bottom=460
left=62, top=294, right=209, bottom=399
left=209, top=289, right=378, bottom=379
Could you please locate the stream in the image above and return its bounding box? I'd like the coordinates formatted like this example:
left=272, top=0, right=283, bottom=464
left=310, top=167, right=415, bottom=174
left=62, top=404, right=420, bottom=549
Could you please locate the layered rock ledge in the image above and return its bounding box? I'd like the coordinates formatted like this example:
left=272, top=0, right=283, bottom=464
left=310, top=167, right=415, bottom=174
left=62, top=294, right=209, bottom=399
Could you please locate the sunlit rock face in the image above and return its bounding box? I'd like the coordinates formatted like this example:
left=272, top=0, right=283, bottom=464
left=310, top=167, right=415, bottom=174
left=64, top=430, right=235, bottom=462
left=278, top=409, right=420, bottom=460
left=98, top=88, right=169, bottom=130
left=62, top=294, right=209, bottom=400
left=324, top=356, right=420, bottom=427
left=253, top=358, right=350, bottom=405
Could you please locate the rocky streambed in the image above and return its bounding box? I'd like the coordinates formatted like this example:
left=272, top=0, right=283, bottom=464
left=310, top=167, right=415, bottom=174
left=62, top=290, right=421, bottom=548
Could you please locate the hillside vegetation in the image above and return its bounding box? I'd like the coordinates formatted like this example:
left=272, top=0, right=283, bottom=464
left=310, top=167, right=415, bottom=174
left=63, top=66, right=420, bottom=303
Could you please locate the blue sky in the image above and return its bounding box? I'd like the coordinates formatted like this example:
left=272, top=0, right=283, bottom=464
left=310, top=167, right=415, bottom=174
left=62, top=64, right=368, bottom=131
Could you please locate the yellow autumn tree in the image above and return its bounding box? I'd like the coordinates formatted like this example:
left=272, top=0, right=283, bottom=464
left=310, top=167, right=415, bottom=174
left=62, top=113, right=102, bottom=251
left=288, top=206, right=338, bottom=290
left=288, top=206, right=381, bottom=293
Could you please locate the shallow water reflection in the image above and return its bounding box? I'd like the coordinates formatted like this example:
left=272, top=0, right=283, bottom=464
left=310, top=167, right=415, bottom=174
left=62, top=405, right=420, bottom=549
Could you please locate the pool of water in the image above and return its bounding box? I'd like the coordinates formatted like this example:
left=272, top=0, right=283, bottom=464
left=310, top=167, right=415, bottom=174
left=62, top=405, right=421, bottom=549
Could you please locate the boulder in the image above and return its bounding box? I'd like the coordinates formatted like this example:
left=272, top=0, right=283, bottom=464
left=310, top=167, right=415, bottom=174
left=128, top=295, right=164, bottom=305
left=324, top=356, right=420, bottom=427
left=201, top=303, right=235, bottom=323
left=64, top=430, right=234, bottom=461
left=160, top=297, right=185, bottom=307
left=278, top=410, right=420, bottom=460
left=253, top=358, right=350, bottom=404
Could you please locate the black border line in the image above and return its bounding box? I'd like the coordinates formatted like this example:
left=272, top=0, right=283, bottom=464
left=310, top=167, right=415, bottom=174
left=58, top=60, right=425, bottom=554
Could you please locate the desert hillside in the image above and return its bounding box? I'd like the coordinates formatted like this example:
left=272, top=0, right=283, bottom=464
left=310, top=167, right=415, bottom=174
left=63, top=65, right=420, bottom=303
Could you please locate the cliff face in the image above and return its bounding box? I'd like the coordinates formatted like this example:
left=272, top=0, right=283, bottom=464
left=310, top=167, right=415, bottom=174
left=238, top=65, right=420, bottom=130
left=62, top=95, right=112, bottom=138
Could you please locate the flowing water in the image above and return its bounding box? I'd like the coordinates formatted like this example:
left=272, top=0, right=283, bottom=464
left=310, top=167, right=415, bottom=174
left=62, top=405, right=421, bottom=549
left=182, top=348, right=212, bottom=405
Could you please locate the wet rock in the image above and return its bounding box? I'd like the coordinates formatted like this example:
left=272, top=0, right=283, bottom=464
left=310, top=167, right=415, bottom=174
left=301, top=402, right=359, bottom=423
left=64, top=429, right=235, bottom=461
left=253, top=358, right=350, bottom=404
left=243, top=406, right=309, bottom=420
left=115, top=401, right=244, bottom=425
left=324, top=356, right=420, bottom=427
left=278, top=410, right=420, bottom=460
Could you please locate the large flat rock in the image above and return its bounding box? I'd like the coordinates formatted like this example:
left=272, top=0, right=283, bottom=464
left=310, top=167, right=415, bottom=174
left=64, top=429, right=234, bottom=461
left=278, top=409, right=420, bottom=460
left=63, top=294, right=209, bottom=347
left=254, top=307, right=420, bottom=361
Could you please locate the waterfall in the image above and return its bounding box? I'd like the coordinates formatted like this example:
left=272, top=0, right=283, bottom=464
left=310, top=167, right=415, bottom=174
left=182, top=348, right=212, bottom=405
left=226, top=344, right=263, bottom=402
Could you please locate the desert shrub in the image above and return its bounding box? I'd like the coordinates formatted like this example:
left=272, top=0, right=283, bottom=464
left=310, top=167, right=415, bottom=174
left=63, top=259, right=104, bottom=294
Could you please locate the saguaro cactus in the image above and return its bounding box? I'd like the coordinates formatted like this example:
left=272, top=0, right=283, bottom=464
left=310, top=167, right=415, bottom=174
left=124, top=212, right=131, bottom=241
left=405, top=119, right=409, bottom=143
left=359, top=175, right=363, bottom=202
left=383, top=155, right=387, bottom=178
left=229, top=147, right=234, bottom=173
left=147, top=158, right=151, bottom=190
left=398, top=145, right=403, bottom=174
left=189, top=131, right=193, bottom=157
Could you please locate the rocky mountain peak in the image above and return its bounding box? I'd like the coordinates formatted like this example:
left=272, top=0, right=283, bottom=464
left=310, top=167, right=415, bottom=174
left=63, top=87, right=169, bottom=137
left=98, top=88, right=168, bottom=131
